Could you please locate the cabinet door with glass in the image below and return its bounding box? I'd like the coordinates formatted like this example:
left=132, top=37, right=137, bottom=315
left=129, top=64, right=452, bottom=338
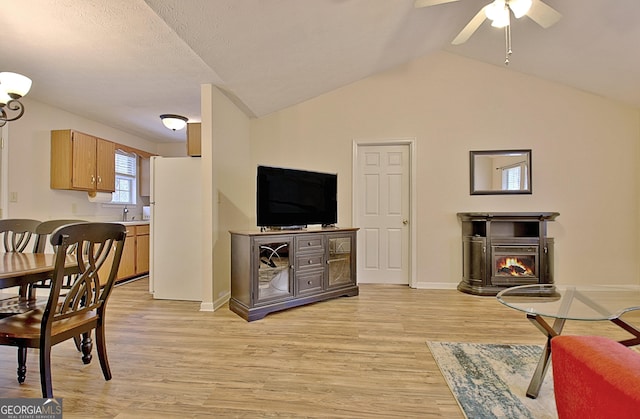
left=254, top=236, right=294, bottom=304
left=326, top=233, right=356, bottom=289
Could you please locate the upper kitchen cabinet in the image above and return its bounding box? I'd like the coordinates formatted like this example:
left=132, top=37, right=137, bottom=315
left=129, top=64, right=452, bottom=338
left=139, top=156, right=150, bottom=197
left=187, top=122, right=201, bottom=157
left=50, top=129, right=115, bottom=193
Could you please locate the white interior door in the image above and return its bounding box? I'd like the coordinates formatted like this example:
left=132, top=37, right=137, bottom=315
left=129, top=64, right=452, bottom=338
left=355, top=143, right=411, bottom=284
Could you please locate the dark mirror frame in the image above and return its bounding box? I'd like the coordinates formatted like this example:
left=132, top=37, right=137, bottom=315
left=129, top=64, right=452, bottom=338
left=470, top=149, right=532, bottom=195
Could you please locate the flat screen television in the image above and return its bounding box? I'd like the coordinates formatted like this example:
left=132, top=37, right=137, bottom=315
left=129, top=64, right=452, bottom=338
left=257, top=165, right=337, bottom=228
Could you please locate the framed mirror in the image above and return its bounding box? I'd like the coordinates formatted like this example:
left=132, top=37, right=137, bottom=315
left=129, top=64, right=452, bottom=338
left=470, top=149, right=532, bottom=195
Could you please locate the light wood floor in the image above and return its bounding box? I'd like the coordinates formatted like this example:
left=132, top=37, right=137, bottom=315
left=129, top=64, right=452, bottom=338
left=1, top=278, right=638, bottom=418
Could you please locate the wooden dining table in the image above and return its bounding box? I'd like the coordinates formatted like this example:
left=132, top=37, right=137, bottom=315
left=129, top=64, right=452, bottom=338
left=0, top=252, right=77, bottom=290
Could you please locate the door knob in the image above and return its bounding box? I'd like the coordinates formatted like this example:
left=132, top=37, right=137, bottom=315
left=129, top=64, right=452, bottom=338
left=402, top=219, right=408, bottom=225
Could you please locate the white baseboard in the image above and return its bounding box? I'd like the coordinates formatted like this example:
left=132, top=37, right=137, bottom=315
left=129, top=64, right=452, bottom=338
left=199, top=302, right=215, bottom=312
left=200, top=291, right=230, bottom=312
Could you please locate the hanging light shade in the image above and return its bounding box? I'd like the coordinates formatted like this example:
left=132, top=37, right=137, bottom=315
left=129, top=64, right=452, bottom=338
left=509, top=0, right=533, bottom=19
left=0, top=72, right=32, bottom=99
left=160, top=114, right=188, bottom=131
left=485, top=0, right=510, bottom=28
left=0, top=71, right=32, bottom=127
left=485, top=1, right=505, bottom=21
left=0, top=90, right=11, bottom=106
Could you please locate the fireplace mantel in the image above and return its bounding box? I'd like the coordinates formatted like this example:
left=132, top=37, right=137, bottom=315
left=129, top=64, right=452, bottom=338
left=457, top=212, right=559, bottom=296
left=457, top=212, right=560, bottom=221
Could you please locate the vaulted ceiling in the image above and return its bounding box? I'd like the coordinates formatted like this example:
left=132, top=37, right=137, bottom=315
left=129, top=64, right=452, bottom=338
left=3, top=0, right=639, bottom=143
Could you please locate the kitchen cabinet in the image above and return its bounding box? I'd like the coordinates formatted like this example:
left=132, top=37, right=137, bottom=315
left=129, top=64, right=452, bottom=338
left=187, top=122, right=201, bottom=156
left=230, top=227, right=359, bottom=321
left=50, top=129, right=115, bottom=193
left=98, top=222, right=150, bottom=283
left=118, top=226, right=136, bottom=278
left=135, top=224, right=150, bottom=274
left=139, top=156, right=150, bottom=197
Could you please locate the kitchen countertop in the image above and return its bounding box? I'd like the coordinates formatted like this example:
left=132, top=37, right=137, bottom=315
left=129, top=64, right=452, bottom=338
left=112, top=220, right=150, bottom=226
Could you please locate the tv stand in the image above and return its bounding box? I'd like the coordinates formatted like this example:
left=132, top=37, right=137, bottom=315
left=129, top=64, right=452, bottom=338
left=230, top=227, right=359, bottom=321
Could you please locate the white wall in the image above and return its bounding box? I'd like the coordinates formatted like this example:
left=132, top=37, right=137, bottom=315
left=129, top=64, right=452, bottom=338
left=250, top=51, right=640, bottom=287
left=208, top=86, right=252, bottom=308
left=4, top=98, right=160, bottom=222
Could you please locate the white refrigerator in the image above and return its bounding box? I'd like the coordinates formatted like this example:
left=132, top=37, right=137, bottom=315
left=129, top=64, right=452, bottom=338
left=149, top=156, right=202, bottom=301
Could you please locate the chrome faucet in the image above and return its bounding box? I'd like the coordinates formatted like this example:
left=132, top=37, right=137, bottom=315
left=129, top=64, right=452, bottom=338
left=122, top=205, right=129, bottom=222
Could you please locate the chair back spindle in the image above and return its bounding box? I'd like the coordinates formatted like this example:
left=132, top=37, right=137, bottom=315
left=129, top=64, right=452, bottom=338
left=0, top=219, right=41, bottom=253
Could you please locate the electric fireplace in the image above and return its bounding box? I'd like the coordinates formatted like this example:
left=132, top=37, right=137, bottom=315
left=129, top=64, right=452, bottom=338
left=491, top=244, right=538, bottom=286
left=457, top=212, right=559, bottom=295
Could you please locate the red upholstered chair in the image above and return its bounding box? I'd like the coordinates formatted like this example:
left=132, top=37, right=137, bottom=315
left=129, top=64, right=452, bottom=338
left=551, top=335, right=640, bottom=418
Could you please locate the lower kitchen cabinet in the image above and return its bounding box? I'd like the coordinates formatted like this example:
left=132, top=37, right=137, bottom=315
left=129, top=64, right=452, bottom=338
left=135, top=224, right=149, bottom=275
left=99, top=222, right=150, bottom=283
left=117, top=227, right=136, bottom=278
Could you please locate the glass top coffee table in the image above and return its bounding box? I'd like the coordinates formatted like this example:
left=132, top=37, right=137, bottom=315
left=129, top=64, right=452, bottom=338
left=497, top=284, right=640, bottom=399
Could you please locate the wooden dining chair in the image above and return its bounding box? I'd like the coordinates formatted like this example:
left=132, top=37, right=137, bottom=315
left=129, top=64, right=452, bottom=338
left=31, top=219, right=86, bottom=290
left=31, top=219, right=87, bottom=351
left=33, top=219, right=87, bottom=253
left=0, top=222, right=127, bottom=398
left=0, top=219, right=42, bottom=317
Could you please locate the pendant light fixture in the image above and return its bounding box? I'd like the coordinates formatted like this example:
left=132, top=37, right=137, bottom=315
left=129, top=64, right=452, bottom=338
left=0, top=72, right=33, bottom=127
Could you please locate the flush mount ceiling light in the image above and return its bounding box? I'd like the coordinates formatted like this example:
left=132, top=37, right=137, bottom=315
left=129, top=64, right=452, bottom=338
left=160, top=114, right=188, bottom=131
left=0, top=72, right=32, bottom=127
left=414, top=0, right=561, bottom=65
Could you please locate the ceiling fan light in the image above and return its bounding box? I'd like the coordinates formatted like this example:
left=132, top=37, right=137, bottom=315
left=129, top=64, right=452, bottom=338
left=160, top=114, right=188, bottom=131
left=490, top=7, right=510, bottom=28
left=509, top=0, right=532, bottom=19
left=0, top=72, right=32, bottom=99
left=484, top=0, right=506, bottom=21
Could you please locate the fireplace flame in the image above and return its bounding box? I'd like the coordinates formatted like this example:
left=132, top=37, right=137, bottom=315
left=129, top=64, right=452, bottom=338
left=496, top=257, right=534, bottom=276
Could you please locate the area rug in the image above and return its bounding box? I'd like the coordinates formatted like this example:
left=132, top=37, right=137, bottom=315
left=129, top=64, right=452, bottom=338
left=427, top=341, right=557, bottom=419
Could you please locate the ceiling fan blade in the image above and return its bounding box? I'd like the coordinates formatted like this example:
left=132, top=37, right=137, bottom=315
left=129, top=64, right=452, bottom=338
left=526, top=0, right=562, bottom=28
left=414, top=0, right=460, bottom=8
left=451, top=6, right=489, bottom=45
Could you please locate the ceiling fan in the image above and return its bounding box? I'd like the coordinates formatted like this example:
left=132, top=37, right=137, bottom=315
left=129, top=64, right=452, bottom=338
left=414, top=0, right=561, bottom=63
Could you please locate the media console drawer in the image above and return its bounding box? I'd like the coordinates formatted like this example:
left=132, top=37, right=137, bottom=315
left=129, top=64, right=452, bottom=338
left=296, top=254, right=323, bottom=270
left=296, top=235, right=324, bottom=253
left=297, top=271, right=323, bottom=294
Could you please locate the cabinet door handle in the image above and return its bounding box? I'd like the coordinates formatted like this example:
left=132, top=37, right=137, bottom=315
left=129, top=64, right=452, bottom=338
left=97, top=176, right=102, bottom=184
left=307, top=280, right=313, bottom=285
left=91, top=175, right=95, bottom=184
left=308, top=259, right=313, bottom=264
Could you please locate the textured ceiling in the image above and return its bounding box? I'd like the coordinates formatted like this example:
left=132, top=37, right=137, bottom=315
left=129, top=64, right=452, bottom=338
left=2, top=0, right=639, bottom=143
